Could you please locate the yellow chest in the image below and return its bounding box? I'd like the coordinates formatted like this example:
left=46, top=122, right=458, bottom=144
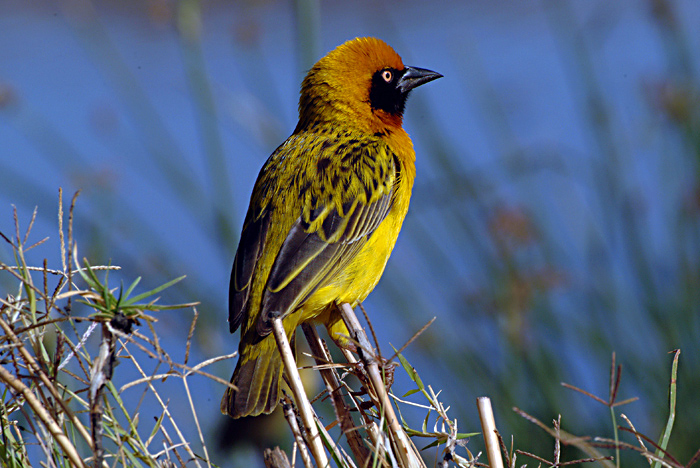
left=302, top=129, right=416, bottom=315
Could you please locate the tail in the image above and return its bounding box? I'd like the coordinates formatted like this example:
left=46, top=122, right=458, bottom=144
left=220, top=334, right=286, bottom=419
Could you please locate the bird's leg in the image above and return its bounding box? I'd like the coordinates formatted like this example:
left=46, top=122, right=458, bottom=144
left=337, top=303, right=420, bottom=468
left=324, top=308, right=357, bottom=353
left=327, top=303, right=397, bottom=391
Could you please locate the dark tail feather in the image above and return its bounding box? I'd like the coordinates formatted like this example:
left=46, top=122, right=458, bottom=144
left=220, top=336, right=284, bottom=419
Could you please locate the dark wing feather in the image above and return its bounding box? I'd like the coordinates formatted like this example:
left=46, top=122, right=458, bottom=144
left=228, top=208, right=271, bottom=333
left=255, top=190, right=393, bottom=336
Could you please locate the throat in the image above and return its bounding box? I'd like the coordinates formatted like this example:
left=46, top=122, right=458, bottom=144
left=373, top=109, right=403, bottom=132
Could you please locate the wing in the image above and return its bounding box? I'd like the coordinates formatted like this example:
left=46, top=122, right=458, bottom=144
left=228, top=205, right=271, bottom=333
left=256, top=187, right=393, bottom=335
left=228, top=134, right=398, bottom=337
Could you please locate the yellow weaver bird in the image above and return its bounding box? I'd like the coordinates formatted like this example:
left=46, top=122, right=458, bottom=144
left=222, top=37, right=441, bottom=418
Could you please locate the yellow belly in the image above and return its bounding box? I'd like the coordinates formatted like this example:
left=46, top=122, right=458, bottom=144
left=298, top=179, right=411, bottom=342
left=299, top=130, right=416, bottom=337
left=307, top=220, right=397, bottom=310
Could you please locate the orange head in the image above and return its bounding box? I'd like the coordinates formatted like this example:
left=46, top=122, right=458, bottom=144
left=296, top=37, right=442, bottom=134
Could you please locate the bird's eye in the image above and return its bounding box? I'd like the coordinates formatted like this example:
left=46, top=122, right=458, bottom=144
left=381, top=70, right=393, bottom=83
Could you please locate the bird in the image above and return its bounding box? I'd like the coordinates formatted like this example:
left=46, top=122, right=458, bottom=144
left=221, top=36, right=441, bottom=418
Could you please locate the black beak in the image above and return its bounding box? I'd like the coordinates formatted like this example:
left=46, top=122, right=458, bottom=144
left=397, top=66, right=443, bottom=93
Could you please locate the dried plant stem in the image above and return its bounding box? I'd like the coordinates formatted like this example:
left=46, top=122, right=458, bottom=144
left=301, top=323, right=370, bottom=464
left=477, top=397, right=504, bottom=468
left=271, top=317, right=328, bottom=468
left=182, top=376, right=212, bottom=468
left=264, top=446, right=292, bottom=468
left=0, top=364, right=86, bottom=468
left=339, top=302, right=425, bottom=468
left=89, top=324, right=116, bottom=468
left=120, top=333, right=204, bottom=466
left=0, top=316, right=93, bottom=450
left=514, top=407, right=615, bottom=468
left=282, top=398, right=314, bottom=468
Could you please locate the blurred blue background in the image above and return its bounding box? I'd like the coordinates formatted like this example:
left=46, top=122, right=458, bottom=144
left=1, top=0, right=699, bottom=466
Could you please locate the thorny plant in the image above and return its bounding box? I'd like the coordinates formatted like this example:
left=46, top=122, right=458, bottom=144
left=276, top=305, right=484, bottom=468
left=292, top=328, right=697, bottom=468
left=1, top=192, right=696, bottom=468
left=0, top=190, right=232, bottom=468
left=508, top=350, right=699, bottom=468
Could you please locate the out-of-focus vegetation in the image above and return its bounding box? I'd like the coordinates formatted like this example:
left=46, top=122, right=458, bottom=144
left=1, top=0, right=698, bottom=466
left=0, top=199, right=687, bottom=467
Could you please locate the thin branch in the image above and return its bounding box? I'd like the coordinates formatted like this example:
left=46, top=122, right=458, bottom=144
left=264, top=447, right=293, bottom=468
left=302, top=323, right=370, bottom=464
left=340, top=302, right=426, bottom=468
left=387, top=316, right=435, bottom=364
left=0, top=364, right=86, bottom=468
left=477, top=397, right=504, bottom=468
left=0, top=315, right=94, bottom=450
left=272, top=316, right=329, bottom=468
left=282, top=396, right=313, bottom=468
left=182, top=374, right=212, bottom=468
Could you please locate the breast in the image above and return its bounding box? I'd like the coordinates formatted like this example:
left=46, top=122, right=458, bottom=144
left=302, top=144, right=415, bottom=316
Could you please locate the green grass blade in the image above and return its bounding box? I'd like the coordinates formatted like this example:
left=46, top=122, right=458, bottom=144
left=121, top=275, right=186, bottom=307
left=652, top=350, right=679, bottom=468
